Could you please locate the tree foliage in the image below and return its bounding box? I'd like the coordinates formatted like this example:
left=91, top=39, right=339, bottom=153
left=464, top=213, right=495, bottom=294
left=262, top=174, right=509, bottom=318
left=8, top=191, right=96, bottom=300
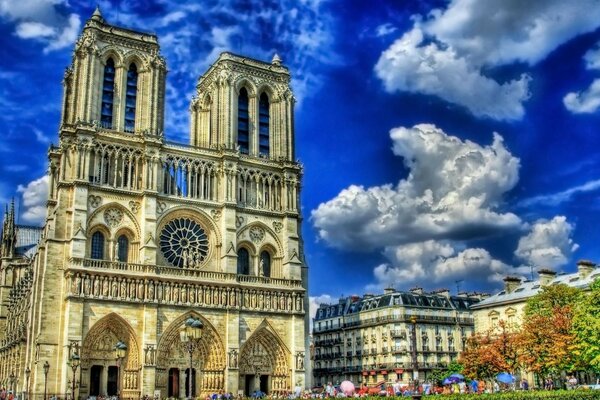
left=459, top=320, right=520, bottom=380
left=572, top=278, right=600, bottom=373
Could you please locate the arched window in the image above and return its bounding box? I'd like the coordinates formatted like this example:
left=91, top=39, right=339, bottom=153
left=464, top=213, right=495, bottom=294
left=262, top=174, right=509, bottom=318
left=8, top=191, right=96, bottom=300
left=260, top=251, right=271, bottom=277
left=101, top=58, right=115, bottom=129
left=91, top=231, right=105, bottom=260
left=259, top=92, right=270, bottom=156
left=237, top=88, right=249, bottom=154
left=117, top=234, right=129, bottom=262
left=125, top=63, right=138, bottom=133
left=237, top=247, right=249, bottom=275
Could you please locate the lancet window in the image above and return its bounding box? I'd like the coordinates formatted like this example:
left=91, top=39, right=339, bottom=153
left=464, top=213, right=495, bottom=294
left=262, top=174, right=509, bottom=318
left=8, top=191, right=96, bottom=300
left=91, top=232, right=105, bottom=260
left=237, top=248, right=250, bottom=275
left=258, top=92, right=270, bottom=156
left=125, top=63, right=138, bottom=132
left=100, top=58, right=115, bottom=129
left=117, top=235, right=129, bottom=262
left=160, top=156, right=216, bottom=201
left=260, top=251, right=271, bottom=277
left=237, top=88, right=249, bottom=154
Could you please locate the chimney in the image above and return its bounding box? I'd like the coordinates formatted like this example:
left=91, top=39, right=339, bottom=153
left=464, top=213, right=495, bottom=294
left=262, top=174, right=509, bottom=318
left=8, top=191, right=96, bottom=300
left=503, top=276, right=522, bottom=293
left=410, top=287, right=423, bottom=295
left=384, top=287, right=396, bottom=295
left=537, top=268, right=556, bottom=286
left=577, top=259, right=596, bottom=279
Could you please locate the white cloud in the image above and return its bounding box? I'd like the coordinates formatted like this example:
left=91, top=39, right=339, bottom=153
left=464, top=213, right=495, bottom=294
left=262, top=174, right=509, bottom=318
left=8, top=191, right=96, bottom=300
left=369, top=241, right=517, bottom=291
left=376, top=0, right=600, bottom=120
left=16, top=175, right=48, bottom=225
left=519, top=178, right=600, bottom=208
left=312, top=124, right=521, bottom=250
left=375, top=23, right=397, bottom=37
left=33, top=128, right=51, bottom=144
left=564, top=79, right=600, bottom=114
left=375, top=28, right=530, bottom=120
left=15, top=21, right=54, bottom=38
left=1, top=0, right=80, bottom=52
left=515, top=216, right=578, bottom=269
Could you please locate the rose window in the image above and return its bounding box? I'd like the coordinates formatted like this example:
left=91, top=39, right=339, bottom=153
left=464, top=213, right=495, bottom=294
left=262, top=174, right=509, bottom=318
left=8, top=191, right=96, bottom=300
left=159, top=218, right=209, bottom=268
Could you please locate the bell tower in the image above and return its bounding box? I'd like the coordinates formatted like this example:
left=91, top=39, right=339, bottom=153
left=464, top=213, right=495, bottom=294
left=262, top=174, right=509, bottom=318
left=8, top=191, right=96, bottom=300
left=190, top=53, right=295, bottom=161
left=61, top=7, right=166, bottom=135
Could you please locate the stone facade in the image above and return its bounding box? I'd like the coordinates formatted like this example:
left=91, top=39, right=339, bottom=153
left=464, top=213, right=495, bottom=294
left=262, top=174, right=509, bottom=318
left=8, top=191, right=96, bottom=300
left=312, top=288, right=481, bottom=387
left=0, top=9, right=308, bottom=399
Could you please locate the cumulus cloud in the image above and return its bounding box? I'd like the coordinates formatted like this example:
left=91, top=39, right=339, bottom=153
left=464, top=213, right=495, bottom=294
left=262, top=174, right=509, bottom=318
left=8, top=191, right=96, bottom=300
left=563, top=43, right=600, bottom=113
left=17, top=175, right=48, bottom=225
left=375, top=23, right=397, bottom=37
left=376, top=0, right=600, bottom=120
left=1, top=0, right=80, bottom=52
left=309, top=294, right=335, bottom=320
left=515, top=216, right=578, bottom=269
left=369, top=241, right=517, bottom=291
left=375, top=28, right=530, bottom=120
left=312, top=124, right=521, bottom=250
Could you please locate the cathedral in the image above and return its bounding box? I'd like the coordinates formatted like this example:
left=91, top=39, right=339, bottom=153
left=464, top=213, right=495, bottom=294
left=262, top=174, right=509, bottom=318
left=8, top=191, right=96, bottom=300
left=0, top=8, right=308, bottom=399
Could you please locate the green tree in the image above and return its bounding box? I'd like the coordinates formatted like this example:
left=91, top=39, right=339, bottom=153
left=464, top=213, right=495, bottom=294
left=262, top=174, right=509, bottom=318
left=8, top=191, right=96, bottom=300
left=572, top=278, right=600, bottom=372
left=519, top=283, right=582, bottom=377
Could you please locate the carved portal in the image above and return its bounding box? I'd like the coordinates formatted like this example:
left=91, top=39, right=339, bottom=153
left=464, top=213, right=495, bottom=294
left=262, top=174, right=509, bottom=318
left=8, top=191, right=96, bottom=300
left=81, top=313, right=141, bottom=399
left=155, top=312, right=225, bottom=396
left=238, top=323, right=291, bottom=393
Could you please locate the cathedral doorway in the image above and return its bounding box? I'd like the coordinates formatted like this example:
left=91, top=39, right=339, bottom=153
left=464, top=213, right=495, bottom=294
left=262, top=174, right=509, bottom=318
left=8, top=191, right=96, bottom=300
left=89, top=366, right=102, bottom=396
left=155, top=312, right=225, bottom=397
left=238, top=322, right=291, bottom=395
left=81, top=313, right=141, bottom=399
left=107, top=366, right=119, bottom=396
left=168, top=368, right=179, bottom=397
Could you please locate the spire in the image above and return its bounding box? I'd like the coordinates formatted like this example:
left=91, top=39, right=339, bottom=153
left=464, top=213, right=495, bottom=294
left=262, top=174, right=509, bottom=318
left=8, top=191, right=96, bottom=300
left=91, top=5, right=104, bottom=22
left=1, top=199, right=16, bottom=258
left=271, top=53, right=282, bottom=66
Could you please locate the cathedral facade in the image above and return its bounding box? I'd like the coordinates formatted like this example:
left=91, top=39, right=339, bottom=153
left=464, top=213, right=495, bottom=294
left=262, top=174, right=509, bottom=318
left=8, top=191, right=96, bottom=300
left=0, top=9, right=308, bottom=399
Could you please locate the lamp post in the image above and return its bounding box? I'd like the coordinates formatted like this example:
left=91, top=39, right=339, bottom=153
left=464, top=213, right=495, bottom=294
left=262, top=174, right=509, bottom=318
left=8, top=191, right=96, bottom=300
left=9, top=372, right=16, bottom=396
left=410, top=316, right=419, bottom=393
left=180, top=317, right=203, bottom=400
left=43, top=361, right=49, bottom=400
left=68, top=353, right=80, bottom=400
left=115, top=341, right=128, bottom=400
left=24, top=367, right=30, bottom=400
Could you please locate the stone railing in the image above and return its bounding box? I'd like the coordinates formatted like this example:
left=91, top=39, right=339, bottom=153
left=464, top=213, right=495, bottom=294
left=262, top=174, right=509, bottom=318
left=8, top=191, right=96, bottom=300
left=69, top=257, right=303, bottom=289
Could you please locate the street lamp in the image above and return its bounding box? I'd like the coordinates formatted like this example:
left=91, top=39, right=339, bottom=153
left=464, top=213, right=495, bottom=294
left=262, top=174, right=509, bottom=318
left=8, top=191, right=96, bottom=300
left=9, top=372, right=16, bottom=395
left=115, top=341, right=128, bottom=400
left=68, top=353, right=80, bottom=400
left=24, top=367, right=30, bottom=400
left=180, top=317, right=203, bottom=399
left=43, top=361, right=50, bottom=400
left=410, top=316, right=419, bottom=393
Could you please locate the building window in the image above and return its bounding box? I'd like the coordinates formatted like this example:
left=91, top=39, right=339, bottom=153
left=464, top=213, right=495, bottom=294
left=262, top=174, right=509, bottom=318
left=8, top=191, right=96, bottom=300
left=237, top=88, right=249, bottom=154
left=125, top=63, right=138, bottom=132
left=237, top=247, right=250, bottom=275
left=101, top=58, right=115, bottom=129
left=117, top=235, right=129, bottom=262
left=91, top=231, right=105, bottom=260
left=260, top=251, right=271, bottom=277
left=159, top=218, right=209, bottom=268
left=258, top=92, right=270, bottom=156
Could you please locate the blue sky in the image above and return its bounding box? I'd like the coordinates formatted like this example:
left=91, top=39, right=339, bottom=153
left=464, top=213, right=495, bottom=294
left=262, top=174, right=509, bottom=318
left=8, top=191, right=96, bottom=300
left=2, top=0, right=600, bottom=316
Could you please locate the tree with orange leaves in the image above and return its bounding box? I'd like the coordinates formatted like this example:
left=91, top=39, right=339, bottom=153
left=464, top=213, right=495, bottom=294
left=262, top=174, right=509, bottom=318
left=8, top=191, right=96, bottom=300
left=459, top=320, right=521, bottom=380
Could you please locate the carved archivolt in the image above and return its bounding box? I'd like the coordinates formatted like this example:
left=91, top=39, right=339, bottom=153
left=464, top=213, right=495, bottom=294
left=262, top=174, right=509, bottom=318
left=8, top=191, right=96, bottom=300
left=88, top=202, right=141, bottom=239
left=237, top=222, right=282, bottom=256
left=155, top=312, right=225, bottom=393
left=80, top=312, right=141, bottom=395
left=239, top=321, right=291, bottom=393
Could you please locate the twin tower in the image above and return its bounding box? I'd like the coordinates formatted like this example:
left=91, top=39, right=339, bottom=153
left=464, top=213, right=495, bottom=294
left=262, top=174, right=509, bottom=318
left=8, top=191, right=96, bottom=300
left=0, top=8, right=308, bottom=399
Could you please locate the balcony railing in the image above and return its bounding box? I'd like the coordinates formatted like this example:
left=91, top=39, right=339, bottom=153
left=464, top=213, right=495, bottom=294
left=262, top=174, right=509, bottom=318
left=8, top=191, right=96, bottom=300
left=69, top=257, right=303, bottom=288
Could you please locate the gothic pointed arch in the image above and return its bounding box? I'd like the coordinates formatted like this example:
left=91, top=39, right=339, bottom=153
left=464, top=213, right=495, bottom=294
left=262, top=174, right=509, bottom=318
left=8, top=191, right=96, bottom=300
left=239, top=319, right=291, bottom=393
left=155, top=311, right=226, bottom=395
left=81, top=312, right=141, bottom=397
